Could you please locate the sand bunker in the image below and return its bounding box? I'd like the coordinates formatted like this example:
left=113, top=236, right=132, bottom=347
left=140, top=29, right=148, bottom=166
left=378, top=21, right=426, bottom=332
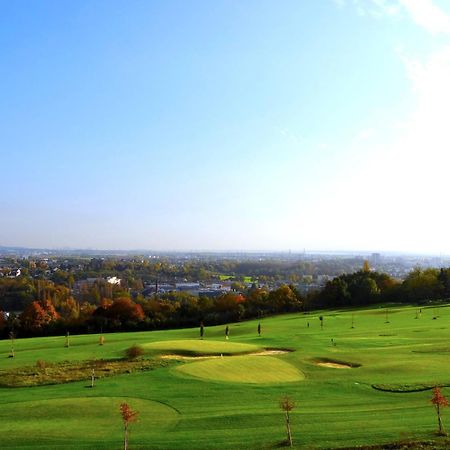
left=161, top=349, right=289, bottom=360
left=251, top=349, right=289, bottom=356
left=161, top=354, right=217, bottom=360
left=316, top=362, right=352, bottom=369
left=314, top=358, right=360, bottom=369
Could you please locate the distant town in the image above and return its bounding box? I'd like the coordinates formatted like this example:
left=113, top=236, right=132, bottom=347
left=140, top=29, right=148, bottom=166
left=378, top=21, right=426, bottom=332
left=1, top=246, right=449, bottom=298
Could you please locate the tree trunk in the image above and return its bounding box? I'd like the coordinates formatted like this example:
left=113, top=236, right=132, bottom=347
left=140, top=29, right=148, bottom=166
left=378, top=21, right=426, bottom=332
left=285, top=411, right=293, bottom=447
left=437, top=405, right=444, bottom=434
left=91, top=369, right=95, bottom=388
left=124, top=424, right=128, bottom=450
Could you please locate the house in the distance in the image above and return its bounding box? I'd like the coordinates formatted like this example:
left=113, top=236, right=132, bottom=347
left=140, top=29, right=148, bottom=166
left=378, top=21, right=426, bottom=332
left=7, top=268, right=21, bottom=278
left=106, top=276, right=121, bottom=285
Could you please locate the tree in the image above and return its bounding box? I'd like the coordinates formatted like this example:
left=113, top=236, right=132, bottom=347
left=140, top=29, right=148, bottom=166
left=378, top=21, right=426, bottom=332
left=9, top=331, right=15, bottom=358
left=119, top=403, right=139, bottom=450
left=438, top=268, right=450, bottom=298
left=39, top=298, right=60, bottom=322
left=348, top=277, right=380, bottom=305
left=431, top=386, right=448, bottom=435
left=401, top=268, right=441, bottom=303
left=59, top=297, right=80, bottom=321
left=107, top=298, right=145, bottom=323
left=319, top=278, right=350, bottom=307
left=215, top=292, right=246, bottom=321
left=0, top=311, right=6, bottom=332
left=363, top=260, right=370, bottom=272
left=20, top=302, right=50, bottom=331
left=279, top=396, right=295, bottom=447
left=268, top=285, right=302, bottom=313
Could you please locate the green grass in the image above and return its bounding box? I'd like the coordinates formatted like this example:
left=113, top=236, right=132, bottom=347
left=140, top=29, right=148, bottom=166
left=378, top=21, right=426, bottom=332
left=176, top=355, right=305, bottom=384
left=218, top=274, right=233, bottom=281
left=218, top=274, right=254, bottom=283
left=0, top=397, right=179, bottom=448
left=1, top=304, right=450, bottom=448
left=143, top=339, right=261, bottom=355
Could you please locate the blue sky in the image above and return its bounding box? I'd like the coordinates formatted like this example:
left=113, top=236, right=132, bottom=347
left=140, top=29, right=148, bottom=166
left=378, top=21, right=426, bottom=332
left=1, top=0, right=450, bottom=253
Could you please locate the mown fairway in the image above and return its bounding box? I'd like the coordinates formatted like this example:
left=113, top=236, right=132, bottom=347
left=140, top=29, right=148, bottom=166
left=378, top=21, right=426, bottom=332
left=1, top=304, right=450, bottom=449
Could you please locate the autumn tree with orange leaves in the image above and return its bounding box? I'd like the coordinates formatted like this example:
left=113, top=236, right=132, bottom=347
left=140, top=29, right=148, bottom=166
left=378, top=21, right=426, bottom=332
left=119, top=403, right=139, bottom=450
left=431, top=386, right=448, bottom=435
left=20, top=300, right=59, bottom=332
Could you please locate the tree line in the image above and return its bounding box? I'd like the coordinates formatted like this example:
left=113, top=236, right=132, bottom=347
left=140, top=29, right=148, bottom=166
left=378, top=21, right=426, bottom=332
left=1, top=265, right=450, bottom=338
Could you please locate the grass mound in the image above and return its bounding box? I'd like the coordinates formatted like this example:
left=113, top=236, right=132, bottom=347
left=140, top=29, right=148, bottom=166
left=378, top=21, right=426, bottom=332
left=0, top=358, right=170, bottom=387
left=341, top=438, right=450, bottom=449
left=0, top=397, right=179, bottom=447
left=143, top=339, right=260, bottom=356
left=372, top=383, right=450, bottom=393
left=176, top=355, right=304, bottom=384
left=412, top=347, right=450, bottom=353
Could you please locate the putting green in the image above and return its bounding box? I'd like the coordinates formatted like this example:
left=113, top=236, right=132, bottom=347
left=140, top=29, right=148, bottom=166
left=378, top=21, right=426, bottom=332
left=176, top=355, right=304, bottom=384
left=0, top=397, right=178, bottom=444
left=143, top=339, right=260, bottom=355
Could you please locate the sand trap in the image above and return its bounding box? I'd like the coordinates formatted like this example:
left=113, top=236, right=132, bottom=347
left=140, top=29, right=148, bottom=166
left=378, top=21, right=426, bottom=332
left=247, top=349, right=290, bottom=356
left=161, top=354, right=217, bottom=360
left=161, top=349, right=289, bottom=360
left=316, top=362, right=352, bottom=369
left=314, top=358, right=360, bottom=369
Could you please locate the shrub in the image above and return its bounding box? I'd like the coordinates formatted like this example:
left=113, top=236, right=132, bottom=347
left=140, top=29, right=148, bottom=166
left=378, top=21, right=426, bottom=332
left=125, top=345, right=144, bottom=359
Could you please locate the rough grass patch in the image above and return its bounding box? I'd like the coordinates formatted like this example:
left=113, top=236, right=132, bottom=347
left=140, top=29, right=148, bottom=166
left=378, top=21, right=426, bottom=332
left=36, top=359, right=47, bottom=370
left=0, top=358, right=171, bottom=387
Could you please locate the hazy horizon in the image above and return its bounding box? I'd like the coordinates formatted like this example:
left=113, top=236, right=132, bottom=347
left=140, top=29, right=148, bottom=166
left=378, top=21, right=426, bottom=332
left=2, top=0, right=450, bottom=254
left=1, top=243, right=448, bottom=259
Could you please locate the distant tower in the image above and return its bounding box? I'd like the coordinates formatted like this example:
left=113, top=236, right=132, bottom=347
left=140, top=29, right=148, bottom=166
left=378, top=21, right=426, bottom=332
left=371, top=253, right=381, bottom=265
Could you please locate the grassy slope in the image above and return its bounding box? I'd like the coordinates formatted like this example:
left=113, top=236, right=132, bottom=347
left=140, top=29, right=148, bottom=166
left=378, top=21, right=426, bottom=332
left=1, top=304, right=450, bottom=448
left=143, top=339, right=261, bottom=355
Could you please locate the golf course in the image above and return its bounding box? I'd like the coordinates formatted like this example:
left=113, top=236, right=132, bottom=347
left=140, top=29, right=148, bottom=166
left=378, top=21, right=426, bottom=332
left=1, top=303, right=450, bottom=449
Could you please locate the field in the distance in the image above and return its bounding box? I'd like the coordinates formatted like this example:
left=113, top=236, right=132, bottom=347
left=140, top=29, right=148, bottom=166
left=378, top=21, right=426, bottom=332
left=1, top=304, right=450, bottom=449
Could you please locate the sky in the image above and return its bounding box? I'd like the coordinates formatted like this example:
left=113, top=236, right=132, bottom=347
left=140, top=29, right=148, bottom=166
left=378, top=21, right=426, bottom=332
left=1, top=0, right=450, bottom=254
